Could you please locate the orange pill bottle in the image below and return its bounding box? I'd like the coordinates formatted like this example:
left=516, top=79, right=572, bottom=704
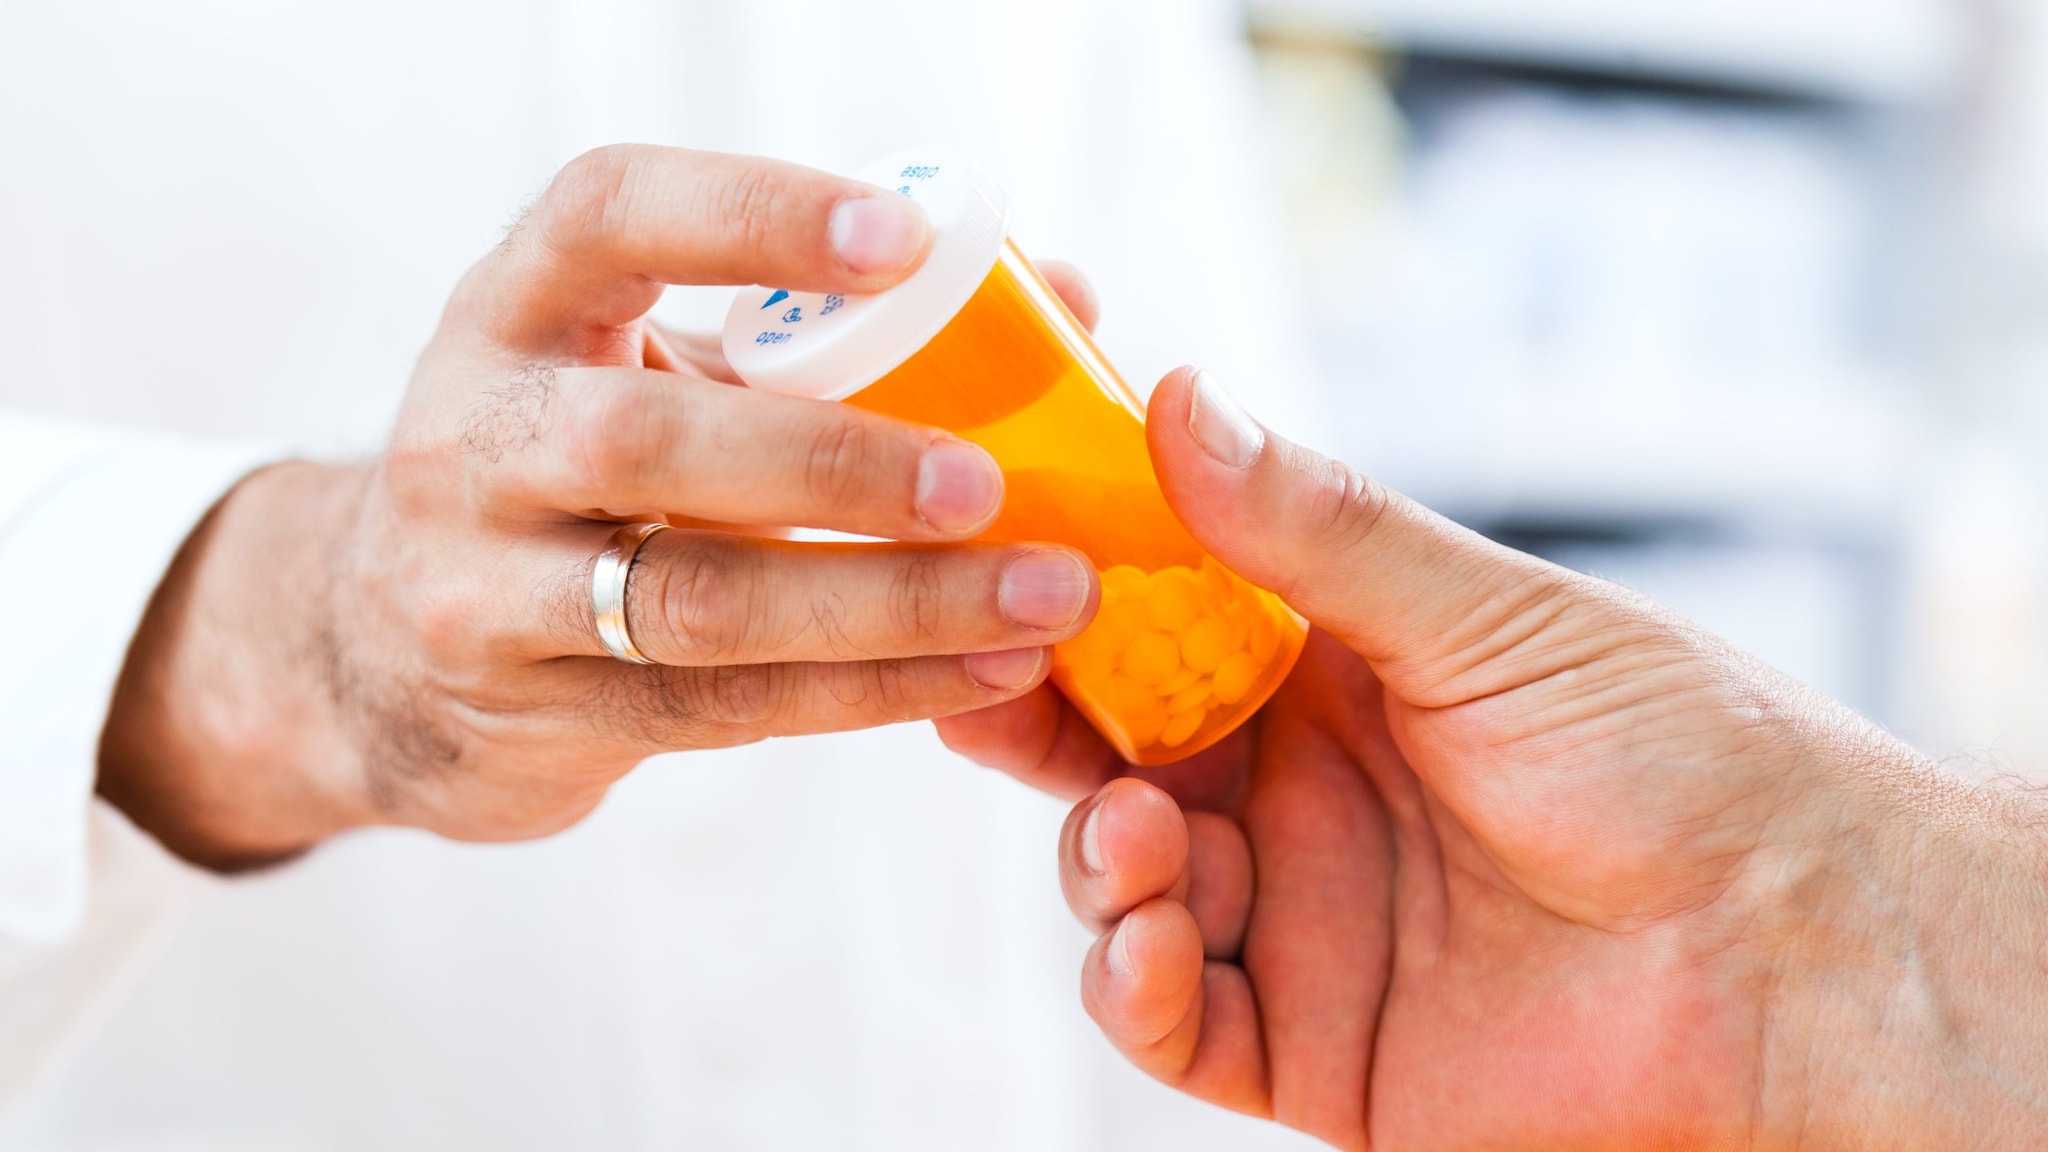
left=723, top=150, right=1306, bottom=765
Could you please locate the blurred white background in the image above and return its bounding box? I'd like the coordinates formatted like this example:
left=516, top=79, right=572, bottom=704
left=2, top=0, right=2047, bottom=1148
left=1251, top=0, right=2048, bottom=763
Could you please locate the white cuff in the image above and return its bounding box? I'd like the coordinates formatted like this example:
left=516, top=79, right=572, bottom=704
left=0, top=416, right=278, bottom=941
left=0, top=800, right=219, bottom=1117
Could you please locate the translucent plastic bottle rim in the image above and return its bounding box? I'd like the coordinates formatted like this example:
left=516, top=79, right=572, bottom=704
left=721, top=148, right=1011, bottom=403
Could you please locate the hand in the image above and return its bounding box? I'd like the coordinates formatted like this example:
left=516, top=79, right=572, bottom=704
left=98, top=145, right=1105, bottom=870
left=940, top=369, right=2048, bottom=1148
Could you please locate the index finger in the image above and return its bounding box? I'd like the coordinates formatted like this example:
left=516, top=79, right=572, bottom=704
left=468, top=145, right=933, bottom=352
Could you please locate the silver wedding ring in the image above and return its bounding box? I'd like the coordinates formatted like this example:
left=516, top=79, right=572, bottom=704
left=591, top=521, right=670, bottom=665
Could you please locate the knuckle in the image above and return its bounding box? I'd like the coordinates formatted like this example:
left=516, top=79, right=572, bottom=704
left=801, top=417, right=876, bottom=515
left=377, top=548, right=500, bottom=670
left=538, top=144, right=640, bottom=254
left=380, top=442, right=457, bottom=521
left=459, top=363, right=560, bottom=465
left=806, top=593, right=861, bottom=659
left=887, top=552, right=947, bottom=644
left=642, top=535, right=761, bottom=664
left=441, top=261, right=495, bottom=330
left=812, top=660, right=938, bottom=727
left=1307, top=462, right=1395, bottom=557
left=864, top=655, right=921, bottom=717
left=683, top=663, right=778, bottom=728
left=409, top=587, right=487, bottom=668
left=590, top=665, right=716, bottom=748
left=708, top=161, right=788, bottom=261
left=857, top=659, right=919, bottom=721
left=563, top=379, right=679, bottom=499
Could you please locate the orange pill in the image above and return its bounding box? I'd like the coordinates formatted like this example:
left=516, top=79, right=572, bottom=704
left=1159, top=707, right=1205, bottom=749
left=1178, top=616, right=1235, bottom=675
left=1096, top=600, right=1152, bottom=650
left=1102, top=565, right=1149, bottom=601
left=1168, top=679, right=1212, bottom=714
left=1146, top=568, right=1203, bottom=633
left=1212, top=651, right=1260, bottom=705
left=1122, top=631, right=1181, bottom=686
left=1060, top=630, right=1118, bottom=686
left=1126, top=700, right=1172, bottom=748
left=1156, top=666, right=1201, bottom=697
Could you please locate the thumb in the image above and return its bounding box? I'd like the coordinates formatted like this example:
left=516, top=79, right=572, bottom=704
left=1147, top=368, right=1579, bottom=705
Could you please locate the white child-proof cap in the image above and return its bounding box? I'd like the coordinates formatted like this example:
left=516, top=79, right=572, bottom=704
left=721, top=148, right=1011, bottom=402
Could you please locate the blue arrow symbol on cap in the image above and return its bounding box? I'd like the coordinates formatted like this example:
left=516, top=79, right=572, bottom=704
left=760, top=289, right=791, bottom=310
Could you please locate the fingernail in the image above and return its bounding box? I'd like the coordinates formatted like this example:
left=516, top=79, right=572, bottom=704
left=830, top=194, right=930, bottom=275
left=916, top=438, right=1003, bottom=534
left=965, top=647, right=1046, bottom=691
left=1186, top=369, right=1264, bottom=468
left=1000, top=550, right=1093, bottom=631
left=1079, top=802, right=1108, bottom=875
left=1106, top=918, right=1137, bottom=976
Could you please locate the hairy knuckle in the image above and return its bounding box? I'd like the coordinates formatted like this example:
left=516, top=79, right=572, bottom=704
left=888, top=552, right=947, bottom=643
left=459, top=363, right=559, bottom=466
left=823, top=663, right=873, bottom=710
left=862, top=659, right=919, bottom=720
left=691, top=664, right=777, bottom=727
left=814, top=660, right=919, bottom=721
left=589, top=666, right=710, bottom=747
left=807, top=594, right=862, bottom=660
left=802, top=418, right=875, bottom=514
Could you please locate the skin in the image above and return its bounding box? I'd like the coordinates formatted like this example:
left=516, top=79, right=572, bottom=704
left=96, top=145, right=1108, bottom=872
left=940, top=369, right=2048, bottom=1150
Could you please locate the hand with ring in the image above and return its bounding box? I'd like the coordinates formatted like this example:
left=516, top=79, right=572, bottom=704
left=96, top=145, right=1103, bottom=870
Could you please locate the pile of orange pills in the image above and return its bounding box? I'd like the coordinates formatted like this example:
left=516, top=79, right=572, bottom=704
left=1054, top=558, right=1288, bottom=753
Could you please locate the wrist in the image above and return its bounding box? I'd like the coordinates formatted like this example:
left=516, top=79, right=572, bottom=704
left=98, top=460, right=378, bottom=871
left=1754, top=715, right=2048, bottom=1148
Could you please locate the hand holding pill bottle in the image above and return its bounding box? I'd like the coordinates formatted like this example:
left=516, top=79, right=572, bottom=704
left=723, top=150, right=1307, bottom=765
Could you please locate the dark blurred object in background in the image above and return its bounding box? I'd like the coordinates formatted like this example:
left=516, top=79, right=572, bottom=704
left=1246, top=0, right=2048, bottom=771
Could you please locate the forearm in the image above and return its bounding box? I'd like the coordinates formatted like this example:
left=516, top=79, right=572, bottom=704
left=96, top=460, right=377, bottom=872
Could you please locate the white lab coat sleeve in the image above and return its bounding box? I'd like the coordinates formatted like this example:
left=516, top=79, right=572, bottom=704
left=0, top=410, right=279, bottom=1110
